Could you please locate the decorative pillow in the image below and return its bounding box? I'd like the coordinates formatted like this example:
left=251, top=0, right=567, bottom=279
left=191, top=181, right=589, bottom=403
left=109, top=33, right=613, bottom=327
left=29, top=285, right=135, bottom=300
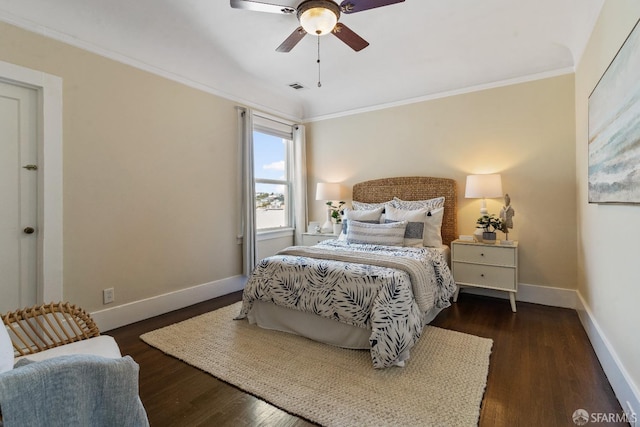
left=384, top=204, right=428, bottom=247
left=346, top=220, right=407, bottom=246
left=1, top=324, right=14, bottom=373
left=340, top=207, right=384, bottom=236
left=392, top=196, right=445, bottom=211
left=351, top=200, right=390, bottom=211
left=423, top=207, right=445, bottom=247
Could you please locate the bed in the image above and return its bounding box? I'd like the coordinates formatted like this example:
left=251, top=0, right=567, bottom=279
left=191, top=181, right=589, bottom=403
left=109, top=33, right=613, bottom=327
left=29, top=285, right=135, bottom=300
left=236, top=177, right=458, bottom=368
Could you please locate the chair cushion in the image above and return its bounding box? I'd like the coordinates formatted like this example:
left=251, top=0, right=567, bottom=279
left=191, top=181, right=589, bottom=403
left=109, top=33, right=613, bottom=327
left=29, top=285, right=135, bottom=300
left=1, top=325, right=14, bottom=373
left=15, top=335, right=122, bottom=363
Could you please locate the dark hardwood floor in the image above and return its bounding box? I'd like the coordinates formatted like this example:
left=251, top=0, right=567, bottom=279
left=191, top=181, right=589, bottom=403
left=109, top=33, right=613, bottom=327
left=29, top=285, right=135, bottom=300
left=108, top=291, right=626, bottom=427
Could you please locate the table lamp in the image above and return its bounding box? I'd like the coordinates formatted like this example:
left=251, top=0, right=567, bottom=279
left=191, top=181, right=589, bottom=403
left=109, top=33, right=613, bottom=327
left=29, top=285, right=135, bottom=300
left=465, top=174, right=503, bottom=215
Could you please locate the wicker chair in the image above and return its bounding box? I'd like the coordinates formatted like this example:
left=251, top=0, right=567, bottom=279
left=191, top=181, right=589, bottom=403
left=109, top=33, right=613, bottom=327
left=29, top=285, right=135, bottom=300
left=2, top=302, right=101, bottom=357
left=1, top=303, right=148, bottom=426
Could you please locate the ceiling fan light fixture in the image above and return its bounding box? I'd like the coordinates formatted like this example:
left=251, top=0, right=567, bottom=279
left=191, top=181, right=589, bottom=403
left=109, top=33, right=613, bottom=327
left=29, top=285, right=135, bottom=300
left=298, top=1, right=340, bottom=36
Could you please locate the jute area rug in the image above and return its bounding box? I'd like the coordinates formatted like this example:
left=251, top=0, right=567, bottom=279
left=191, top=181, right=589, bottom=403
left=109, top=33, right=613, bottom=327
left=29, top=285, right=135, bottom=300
left=140, top=302, right=492, bottom=427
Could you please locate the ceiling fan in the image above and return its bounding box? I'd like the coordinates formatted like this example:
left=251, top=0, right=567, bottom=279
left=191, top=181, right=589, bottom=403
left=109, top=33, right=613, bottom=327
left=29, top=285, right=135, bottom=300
left=230, top=0, right=405, bottom=53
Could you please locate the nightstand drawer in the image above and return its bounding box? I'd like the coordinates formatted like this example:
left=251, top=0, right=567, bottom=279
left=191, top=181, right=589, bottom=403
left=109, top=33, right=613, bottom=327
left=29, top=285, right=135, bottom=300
left=452, top=244, right=515, bottom=266
left=452, top=262, right=516, bottom=291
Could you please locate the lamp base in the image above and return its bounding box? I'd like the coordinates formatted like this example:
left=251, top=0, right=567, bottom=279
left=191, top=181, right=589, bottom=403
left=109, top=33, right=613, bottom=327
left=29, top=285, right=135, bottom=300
left=321, top=206, right=333, bottom=233
left=479, top=198, right=488, bottom=215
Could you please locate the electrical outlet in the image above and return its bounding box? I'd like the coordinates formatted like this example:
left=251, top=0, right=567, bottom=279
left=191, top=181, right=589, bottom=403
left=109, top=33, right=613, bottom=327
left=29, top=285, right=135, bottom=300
left=627, top=401, right=638, bottom=427
left=103, top=288, right=115, bottom=304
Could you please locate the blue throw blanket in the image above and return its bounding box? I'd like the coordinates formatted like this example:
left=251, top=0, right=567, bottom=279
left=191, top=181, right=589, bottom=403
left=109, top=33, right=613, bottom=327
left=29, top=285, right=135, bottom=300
left=0, top=354, right=149, bottom=427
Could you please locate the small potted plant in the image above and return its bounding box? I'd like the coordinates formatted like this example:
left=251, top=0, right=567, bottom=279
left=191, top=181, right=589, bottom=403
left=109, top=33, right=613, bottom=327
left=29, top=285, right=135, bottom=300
left=475, top=214, right=504, bottom=243
left=327, top=201, right=345, bottom=234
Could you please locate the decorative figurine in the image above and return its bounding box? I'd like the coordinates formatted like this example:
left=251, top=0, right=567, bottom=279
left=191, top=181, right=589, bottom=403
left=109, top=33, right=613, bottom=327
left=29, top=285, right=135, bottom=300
left=499, top=193, right=515, bottom=241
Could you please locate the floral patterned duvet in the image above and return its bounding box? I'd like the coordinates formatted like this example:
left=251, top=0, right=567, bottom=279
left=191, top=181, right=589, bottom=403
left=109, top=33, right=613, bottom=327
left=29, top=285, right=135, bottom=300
left=237, top=240, right=457, bottom=368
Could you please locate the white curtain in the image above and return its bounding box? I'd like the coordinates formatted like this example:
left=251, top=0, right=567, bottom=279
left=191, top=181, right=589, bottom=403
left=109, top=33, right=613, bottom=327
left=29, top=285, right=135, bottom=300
left=292, top=124, right=308, bottom=245
left=237, top=107, right=256, bottom=277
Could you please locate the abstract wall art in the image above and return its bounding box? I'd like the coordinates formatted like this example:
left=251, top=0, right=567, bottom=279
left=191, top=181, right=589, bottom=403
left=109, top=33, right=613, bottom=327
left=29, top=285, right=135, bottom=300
left=588, top=18, right=640, bottom=204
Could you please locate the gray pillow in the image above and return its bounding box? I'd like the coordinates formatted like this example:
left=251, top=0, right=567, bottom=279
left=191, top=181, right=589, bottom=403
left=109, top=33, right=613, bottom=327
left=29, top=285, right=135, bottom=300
left=346, top=220, right=407, bottom=246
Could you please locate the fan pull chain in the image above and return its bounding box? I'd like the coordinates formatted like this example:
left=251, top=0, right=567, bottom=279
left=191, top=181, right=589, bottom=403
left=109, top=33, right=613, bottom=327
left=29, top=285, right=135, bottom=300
left=317, top=35, right=322, bottom=88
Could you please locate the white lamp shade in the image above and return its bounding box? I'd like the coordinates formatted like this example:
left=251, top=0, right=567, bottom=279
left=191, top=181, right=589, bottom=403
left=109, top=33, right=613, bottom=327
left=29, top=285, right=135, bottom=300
left=299, top=7, right=338, bottom=35
left=465, top=174, right=503, bottom=199
left=316, top=182, right=342, bottom=201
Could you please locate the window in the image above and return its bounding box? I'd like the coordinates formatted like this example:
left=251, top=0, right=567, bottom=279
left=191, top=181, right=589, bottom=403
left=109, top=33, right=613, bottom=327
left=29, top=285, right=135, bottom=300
left=253, top=116, right=293, bottom=231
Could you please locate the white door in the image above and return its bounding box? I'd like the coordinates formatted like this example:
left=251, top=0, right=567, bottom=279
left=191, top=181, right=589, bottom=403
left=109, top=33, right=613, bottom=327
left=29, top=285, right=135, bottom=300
left=0, top=81, right=38, bottom=313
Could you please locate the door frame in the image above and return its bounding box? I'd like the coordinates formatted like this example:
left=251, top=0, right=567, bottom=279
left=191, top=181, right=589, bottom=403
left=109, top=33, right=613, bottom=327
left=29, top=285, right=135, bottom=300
left=0, top=60, right=62, bottom=303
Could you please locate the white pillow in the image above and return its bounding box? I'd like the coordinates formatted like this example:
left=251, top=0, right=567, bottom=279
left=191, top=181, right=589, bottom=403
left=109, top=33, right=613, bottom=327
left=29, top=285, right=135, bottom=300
left=384, top=204, right=428, bottom=247
left=423, top=207, right=444, bottom=247
left=340, top=207, right=384, bottom=237
left=392, top=196, right=445, bottom=211
left=1, top=324, right=14, bottom=373
left=346, top=220, right=407, bottom=247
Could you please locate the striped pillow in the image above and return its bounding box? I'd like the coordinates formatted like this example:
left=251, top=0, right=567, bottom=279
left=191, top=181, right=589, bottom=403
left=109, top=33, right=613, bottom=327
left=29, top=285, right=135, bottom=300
left=351, top=200, right=390, bottom=211
left=384, top=204, right=428, bottom=247
left=346, top=220, right=407, bottom=246
left=392, top=196, right=445, bottom=211
left=340, top=207, right=384, bottom=236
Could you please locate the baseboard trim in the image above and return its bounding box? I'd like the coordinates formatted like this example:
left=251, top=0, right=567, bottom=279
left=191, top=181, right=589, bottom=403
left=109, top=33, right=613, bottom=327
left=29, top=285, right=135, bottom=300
left=575, top=292, right=640, bottom=423
left=92, top=275, right=247, bottom=332
left=459, top=282, right=577, bottom=309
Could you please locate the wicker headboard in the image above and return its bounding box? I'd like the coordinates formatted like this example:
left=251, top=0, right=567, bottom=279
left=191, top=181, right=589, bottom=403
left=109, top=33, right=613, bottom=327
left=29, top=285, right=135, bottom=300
left=352, top=176, right=457, bottom=247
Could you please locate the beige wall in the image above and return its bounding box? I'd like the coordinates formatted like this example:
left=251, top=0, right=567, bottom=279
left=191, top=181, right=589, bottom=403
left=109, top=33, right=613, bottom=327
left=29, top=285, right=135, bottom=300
left=0, top=22, right=242, bottom=312
left=575, top=0, right=640, bottom=404
left=307, top=75, right=577, bottom=289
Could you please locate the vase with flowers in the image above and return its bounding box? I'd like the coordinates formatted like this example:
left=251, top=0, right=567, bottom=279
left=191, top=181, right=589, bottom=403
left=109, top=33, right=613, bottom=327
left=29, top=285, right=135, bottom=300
left=476, top=214, right=504, bottom=243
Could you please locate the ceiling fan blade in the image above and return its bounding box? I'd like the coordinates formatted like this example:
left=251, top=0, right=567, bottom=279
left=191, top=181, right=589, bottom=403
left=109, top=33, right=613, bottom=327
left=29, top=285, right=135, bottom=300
left=332, top=23, right=369, bottom=52
left=230, top=0, right=296, bottom=14
left=339, top=0, right=404, bottom=14
left=276, top=27, right=307, bottom=52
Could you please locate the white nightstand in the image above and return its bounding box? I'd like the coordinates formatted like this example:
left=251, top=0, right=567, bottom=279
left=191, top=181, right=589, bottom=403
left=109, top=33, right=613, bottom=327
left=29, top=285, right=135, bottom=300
left=451, top=239, right=519, bottom=312
left=302, top=232, right=339, bottom=246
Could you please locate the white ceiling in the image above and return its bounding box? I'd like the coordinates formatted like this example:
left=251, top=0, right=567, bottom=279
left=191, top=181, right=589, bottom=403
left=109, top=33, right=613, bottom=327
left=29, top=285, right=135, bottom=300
left=0, top=0, right=604, bottom=121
